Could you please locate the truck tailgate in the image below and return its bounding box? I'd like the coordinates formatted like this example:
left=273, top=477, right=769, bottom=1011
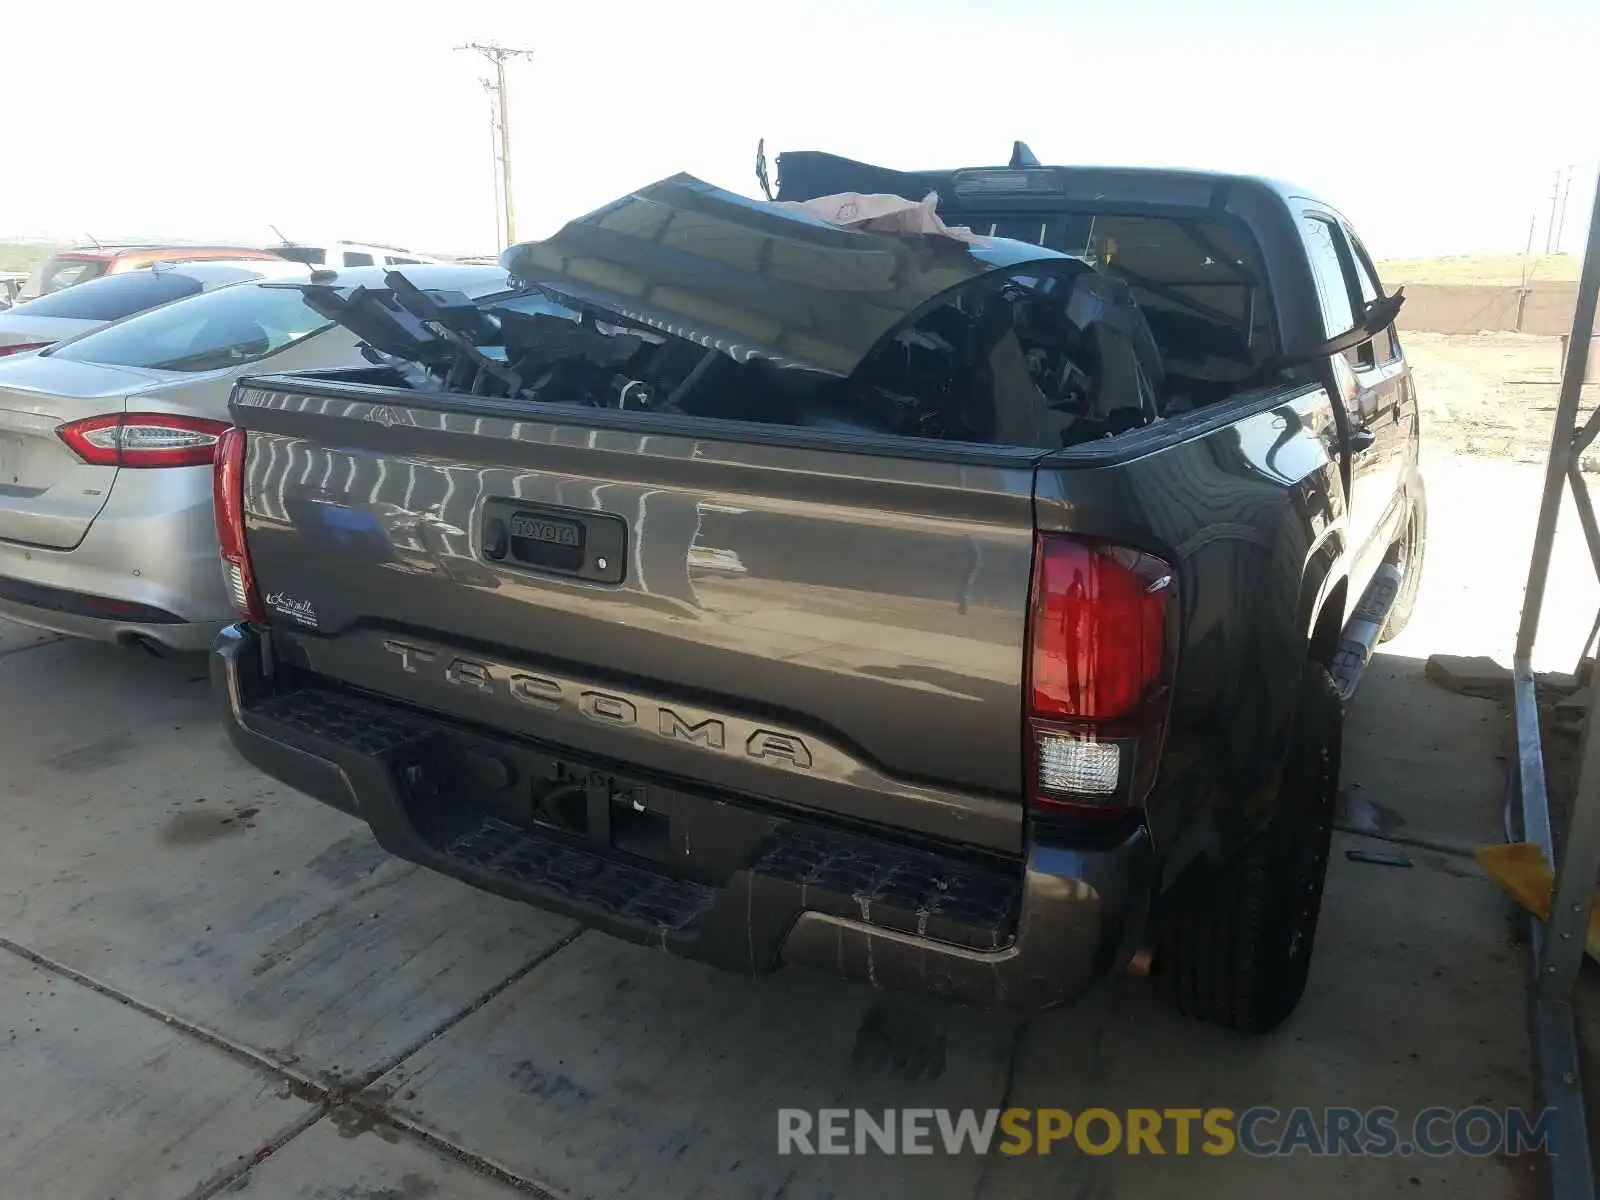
left=232, top=383, right=1038, bottom=853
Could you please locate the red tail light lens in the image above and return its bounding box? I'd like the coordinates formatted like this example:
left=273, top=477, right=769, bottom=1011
left=212, top=425, right=264, bottom=623
left=1026, top=534, right=1176, bottom=817
left=57, top=413, right=230, bottom=468
left=0, top=342, right=51, bottom=357
left=1029, top=538, right=1170, bottom=720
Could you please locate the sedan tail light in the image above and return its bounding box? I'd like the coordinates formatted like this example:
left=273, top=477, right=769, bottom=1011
left=1025, top=534, right=1178, bottom=819
left=212, top=425, right=264, bottom=623
left=57, top=413, right=231, bottom=468
left=0, top=342, right=52, bottom=357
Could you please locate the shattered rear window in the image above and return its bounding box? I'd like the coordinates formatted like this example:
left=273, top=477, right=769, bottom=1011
left=964, top=211, right=1273, bottom=369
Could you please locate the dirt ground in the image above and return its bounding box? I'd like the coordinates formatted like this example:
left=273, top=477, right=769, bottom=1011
left=1404, top=331, right=1598, bottom=799
left=1403, top=331, right=1592, bottom=464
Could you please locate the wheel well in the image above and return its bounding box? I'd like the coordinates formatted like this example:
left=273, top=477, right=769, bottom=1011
left=1308, top=579, right=1347, bottom=671
left=1383, top=491, right=1419, bottom=564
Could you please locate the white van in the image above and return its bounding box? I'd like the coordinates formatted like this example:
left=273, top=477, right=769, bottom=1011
left=272, top=240, right=437, bottom=269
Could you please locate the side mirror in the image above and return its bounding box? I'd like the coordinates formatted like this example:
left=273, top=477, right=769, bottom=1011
left=1242, top=289, right=1405, bottom=386
left=1335, top=290, right=1405, bottom=355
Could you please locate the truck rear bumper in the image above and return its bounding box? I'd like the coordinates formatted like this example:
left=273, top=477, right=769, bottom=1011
left=213, top=623, right=1152, bottom=1010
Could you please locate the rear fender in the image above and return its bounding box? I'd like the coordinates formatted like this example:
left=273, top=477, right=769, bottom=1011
left=1034, top=384, right=1348, bottom=888
left=1207, top=454, right=1348, bottom=855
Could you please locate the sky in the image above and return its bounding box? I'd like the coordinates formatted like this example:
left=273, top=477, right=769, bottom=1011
left=4, top=0, right=1597, bottom=260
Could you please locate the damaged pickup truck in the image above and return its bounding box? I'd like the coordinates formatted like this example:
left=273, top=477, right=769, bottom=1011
left=210, top=146, right=1425, bottom=1032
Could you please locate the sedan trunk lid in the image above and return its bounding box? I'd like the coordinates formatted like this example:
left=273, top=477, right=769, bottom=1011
left=0, top=354, right=184, bottom=549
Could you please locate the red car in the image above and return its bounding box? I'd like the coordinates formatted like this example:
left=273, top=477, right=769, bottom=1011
left=19, top=244, right=284, bottom=300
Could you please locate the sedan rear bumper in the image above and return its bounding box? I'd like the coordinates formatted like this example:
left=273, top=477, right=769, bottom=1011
left=0, top=600, right=222, bottom=651
left=213, top=622, right=1154, bottom=1010
left=0, top=465, right=229, bottom=651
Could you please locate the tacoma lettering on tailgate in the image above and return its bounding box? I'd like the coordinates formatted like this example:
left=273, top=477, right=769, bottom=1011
left=380, top=639, right=814, bottom=769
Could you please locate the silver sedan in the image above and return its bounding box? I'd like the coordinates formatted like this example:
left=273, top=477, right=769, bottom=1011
left=0, top=262, right=511, bottom=651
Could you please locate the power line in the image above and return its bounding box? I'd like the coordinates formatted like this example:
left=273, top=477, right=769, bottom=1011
left=457, top=42, right=533, bottom=250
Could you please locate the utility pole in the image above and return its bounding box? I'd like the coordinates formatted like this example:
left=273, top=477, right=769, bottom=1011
left=1546, top=168, right=1564, bottom=254
left=457, top=42, right=532, bottom=249
left=1518, top=205, right=1539, bottom=330
left=1555, top=165, right=1576, bottom=254
left=480, top=78, right=504, bottom=252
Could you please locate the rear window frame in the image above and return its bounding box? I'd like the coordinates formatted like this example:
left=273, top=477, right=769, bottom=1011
left=46, top=280, right=337, bottom=373
left=24, top=255, right=112, bottom=299
left=10, top=268, right=205, bottom=322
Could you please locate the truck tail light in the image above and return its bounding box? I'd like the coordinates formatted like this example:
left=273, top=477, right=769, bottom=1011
left=57, top=413, right=230, bottom=468
left=1025, top=534, right=1177, bottom=819
left=0, top=342, right=52, bottom=357
left=212, top=425, right=264, bottom=624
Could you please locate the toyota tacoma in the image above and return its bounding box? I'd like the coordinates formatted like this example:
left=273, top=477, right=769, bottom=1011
left=208, top=144, right=1424, bottom=1032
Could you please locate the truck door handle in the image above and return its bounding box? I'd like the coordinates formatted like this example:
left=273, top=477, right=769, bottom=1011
left=1350, top=428, right=1377, bottom=455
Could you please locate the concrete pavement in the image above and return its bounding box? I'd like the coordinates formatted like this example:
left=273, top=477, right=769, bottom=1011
left=0, top=450, right=1554, bottom=1199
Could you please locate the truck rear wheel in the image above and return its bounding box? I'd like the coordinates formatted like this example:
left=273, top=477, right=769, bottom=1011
left=1155, top=661, right=1341, bottom=1033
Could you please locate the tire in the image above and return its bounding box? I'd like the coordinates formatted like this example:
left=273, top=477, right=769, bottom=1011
left=1379, top=482, right=1427, bottom=643
left=1155, top=661, right=1342, bottom=1033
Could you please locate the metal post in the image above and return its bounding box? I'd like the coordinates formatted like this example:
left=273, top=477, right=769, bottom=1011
left=1516, top=170, right=1600, bottom=660
left=1537, top=169, right=1600, bottom=1000
left=1542, top=692, right=1600, bottom=996
left=1529, top=167, right=1600, bottom=998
